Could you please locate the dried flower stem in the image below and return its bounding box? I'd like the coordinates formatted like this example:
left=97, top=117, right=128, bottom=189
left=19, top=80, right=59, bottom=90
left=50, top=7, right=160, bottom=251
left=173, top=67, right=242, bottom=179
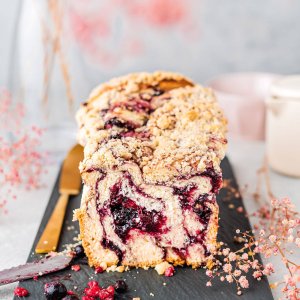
left=39, top=0, right=73, bottom=110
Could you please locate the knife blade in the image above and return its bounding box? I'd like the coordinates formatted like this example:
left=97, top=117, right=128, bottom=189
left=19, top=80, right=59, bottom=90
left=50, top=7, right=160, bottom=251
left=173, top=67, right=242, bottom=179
left=35, top=144, right=84, bottom=253
left=0, top=254, right=73, bottom=286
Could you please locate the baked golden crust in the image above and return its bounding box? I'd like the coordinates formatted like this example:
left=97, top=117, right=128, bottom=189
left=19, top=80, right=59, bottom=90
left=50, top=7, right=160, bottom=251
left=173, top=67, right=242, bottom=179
left=75, top=71, right=227, bottom=272
left=77, top=71, right=227, bottom=185
left=76, top=71, right=193, bottom=146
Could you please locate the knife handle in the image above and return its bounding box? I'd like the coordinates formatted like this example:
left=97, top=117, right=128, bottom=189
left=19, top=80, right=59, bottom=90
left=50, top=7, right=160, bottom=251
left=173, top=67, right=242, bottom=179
left=35, top=194, right=69, bottom=254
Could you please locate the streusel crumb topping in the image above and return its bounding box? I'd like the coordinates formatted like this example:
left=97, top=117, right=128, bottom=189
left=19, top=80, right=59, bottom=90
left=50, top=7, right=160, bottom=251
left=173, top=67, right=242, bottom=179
left=77, top=71, right=227, bottom=184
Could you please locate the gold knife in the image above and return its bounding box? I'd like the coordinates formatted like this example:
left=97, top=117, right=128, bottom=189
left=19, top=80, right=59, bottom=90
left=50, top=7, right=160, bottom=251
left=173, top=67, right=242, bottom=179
left=35, top=144, right=84, bottom=254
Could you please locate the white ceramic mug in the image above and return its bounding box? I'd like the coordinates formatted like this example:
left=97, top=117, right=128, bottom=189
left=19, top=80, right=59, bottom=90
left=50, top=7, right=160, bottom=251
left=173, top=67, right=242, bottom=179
left=266, top=75, right=300, bottom=177
left=207, top=73, right=280, bottom=140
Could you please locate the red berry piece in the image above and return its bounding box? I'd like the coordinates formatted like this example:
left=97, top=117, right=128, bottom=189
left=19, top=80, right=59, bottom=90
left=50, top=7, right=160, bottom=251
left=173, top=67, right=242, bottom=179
left=98, top=290, right=110, bottom=300
left=87, top=281, right=99, bottom=288
left=84, top=286, right=101, bottom=297
left=14, top=287, right=29, bottom=297
left=81, top=296, right=94, bottom=300
left=71, top=265, right=81, bottom=272
left=95, top=266, right=104, bottom=274
left=98, top=285, right=115, bottom=300
left=165, top=266, right=175, bottom=277
left=67, top=290, right=75, bottom=295
left=106, top=286, right=114, bottom=294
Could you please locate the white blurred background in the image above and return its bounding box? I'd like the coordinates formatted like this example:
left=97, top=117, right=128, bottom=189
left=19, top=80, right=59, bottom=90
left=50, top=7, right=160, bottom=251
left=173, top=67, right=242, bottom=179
left=0, top=0, right=300, bottom=132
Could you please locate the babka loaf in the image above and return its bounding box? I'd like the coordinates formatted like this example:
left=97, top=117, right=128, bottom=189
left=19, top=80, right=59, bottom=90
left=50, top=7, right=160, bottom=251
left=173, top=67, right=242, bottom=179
left=75, top=72, right=227, bottom=270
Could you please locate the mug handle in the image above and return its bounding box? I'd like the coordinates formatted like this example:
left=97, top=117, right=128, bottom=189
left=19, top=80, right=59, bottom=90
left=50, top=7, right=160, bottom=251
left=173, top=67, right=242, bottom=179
left=265, top=99, right=286, bottom=116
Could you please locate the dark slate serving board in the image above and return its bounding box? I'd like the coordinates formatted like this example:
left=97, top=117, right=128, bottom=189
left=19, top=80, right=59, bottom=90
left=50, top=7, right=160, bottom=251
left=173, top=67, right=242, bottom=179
left=14, top=157, right=273, bottom=300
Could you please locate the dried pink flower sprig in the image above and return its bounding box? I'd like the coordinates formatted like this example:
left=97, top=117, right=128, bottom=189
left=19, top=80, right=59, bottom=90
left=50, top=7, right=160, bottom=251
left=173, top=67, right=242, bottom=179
left=253, top=198, right=300, bottom=299
left=206, top=197, right=300, bottom=299
left=206, top=231, right=266, bottom=296
left=0, top=89, right=47, bottom=214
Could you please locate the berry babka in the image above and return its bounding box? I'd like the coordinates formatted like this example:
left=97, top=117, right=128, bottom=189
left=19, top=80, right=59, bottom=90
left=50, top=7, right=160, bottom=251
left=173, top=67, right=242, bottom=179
left=75, top=72, right=227, bottom=270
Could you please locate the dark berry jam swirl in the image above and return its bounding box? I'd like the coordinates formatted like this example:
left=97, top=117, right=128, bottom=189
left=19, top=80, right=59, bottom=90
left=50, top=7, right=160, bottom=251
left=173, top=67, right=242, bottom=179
left=104, top=117, right=138, bottom=131
left=109, top=180, right=166, bottom=241
left=102, top=88, right=166, bottom=136
left=101, top=238, right=123, bottom=262
left=193, top=194, right=213, bottom=225
left=173, top=184, right=213, bottom=258
left=110, top=98, right=153, bottom=114
left=178, top=168, right=222, bottom=193
left=109, top=130, right=150, bottom=140
left=201, top=168, right=222, bottom=193
left=173, top=186, right=213, bottom=229
left=95, top=170, right=215, bottom=261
